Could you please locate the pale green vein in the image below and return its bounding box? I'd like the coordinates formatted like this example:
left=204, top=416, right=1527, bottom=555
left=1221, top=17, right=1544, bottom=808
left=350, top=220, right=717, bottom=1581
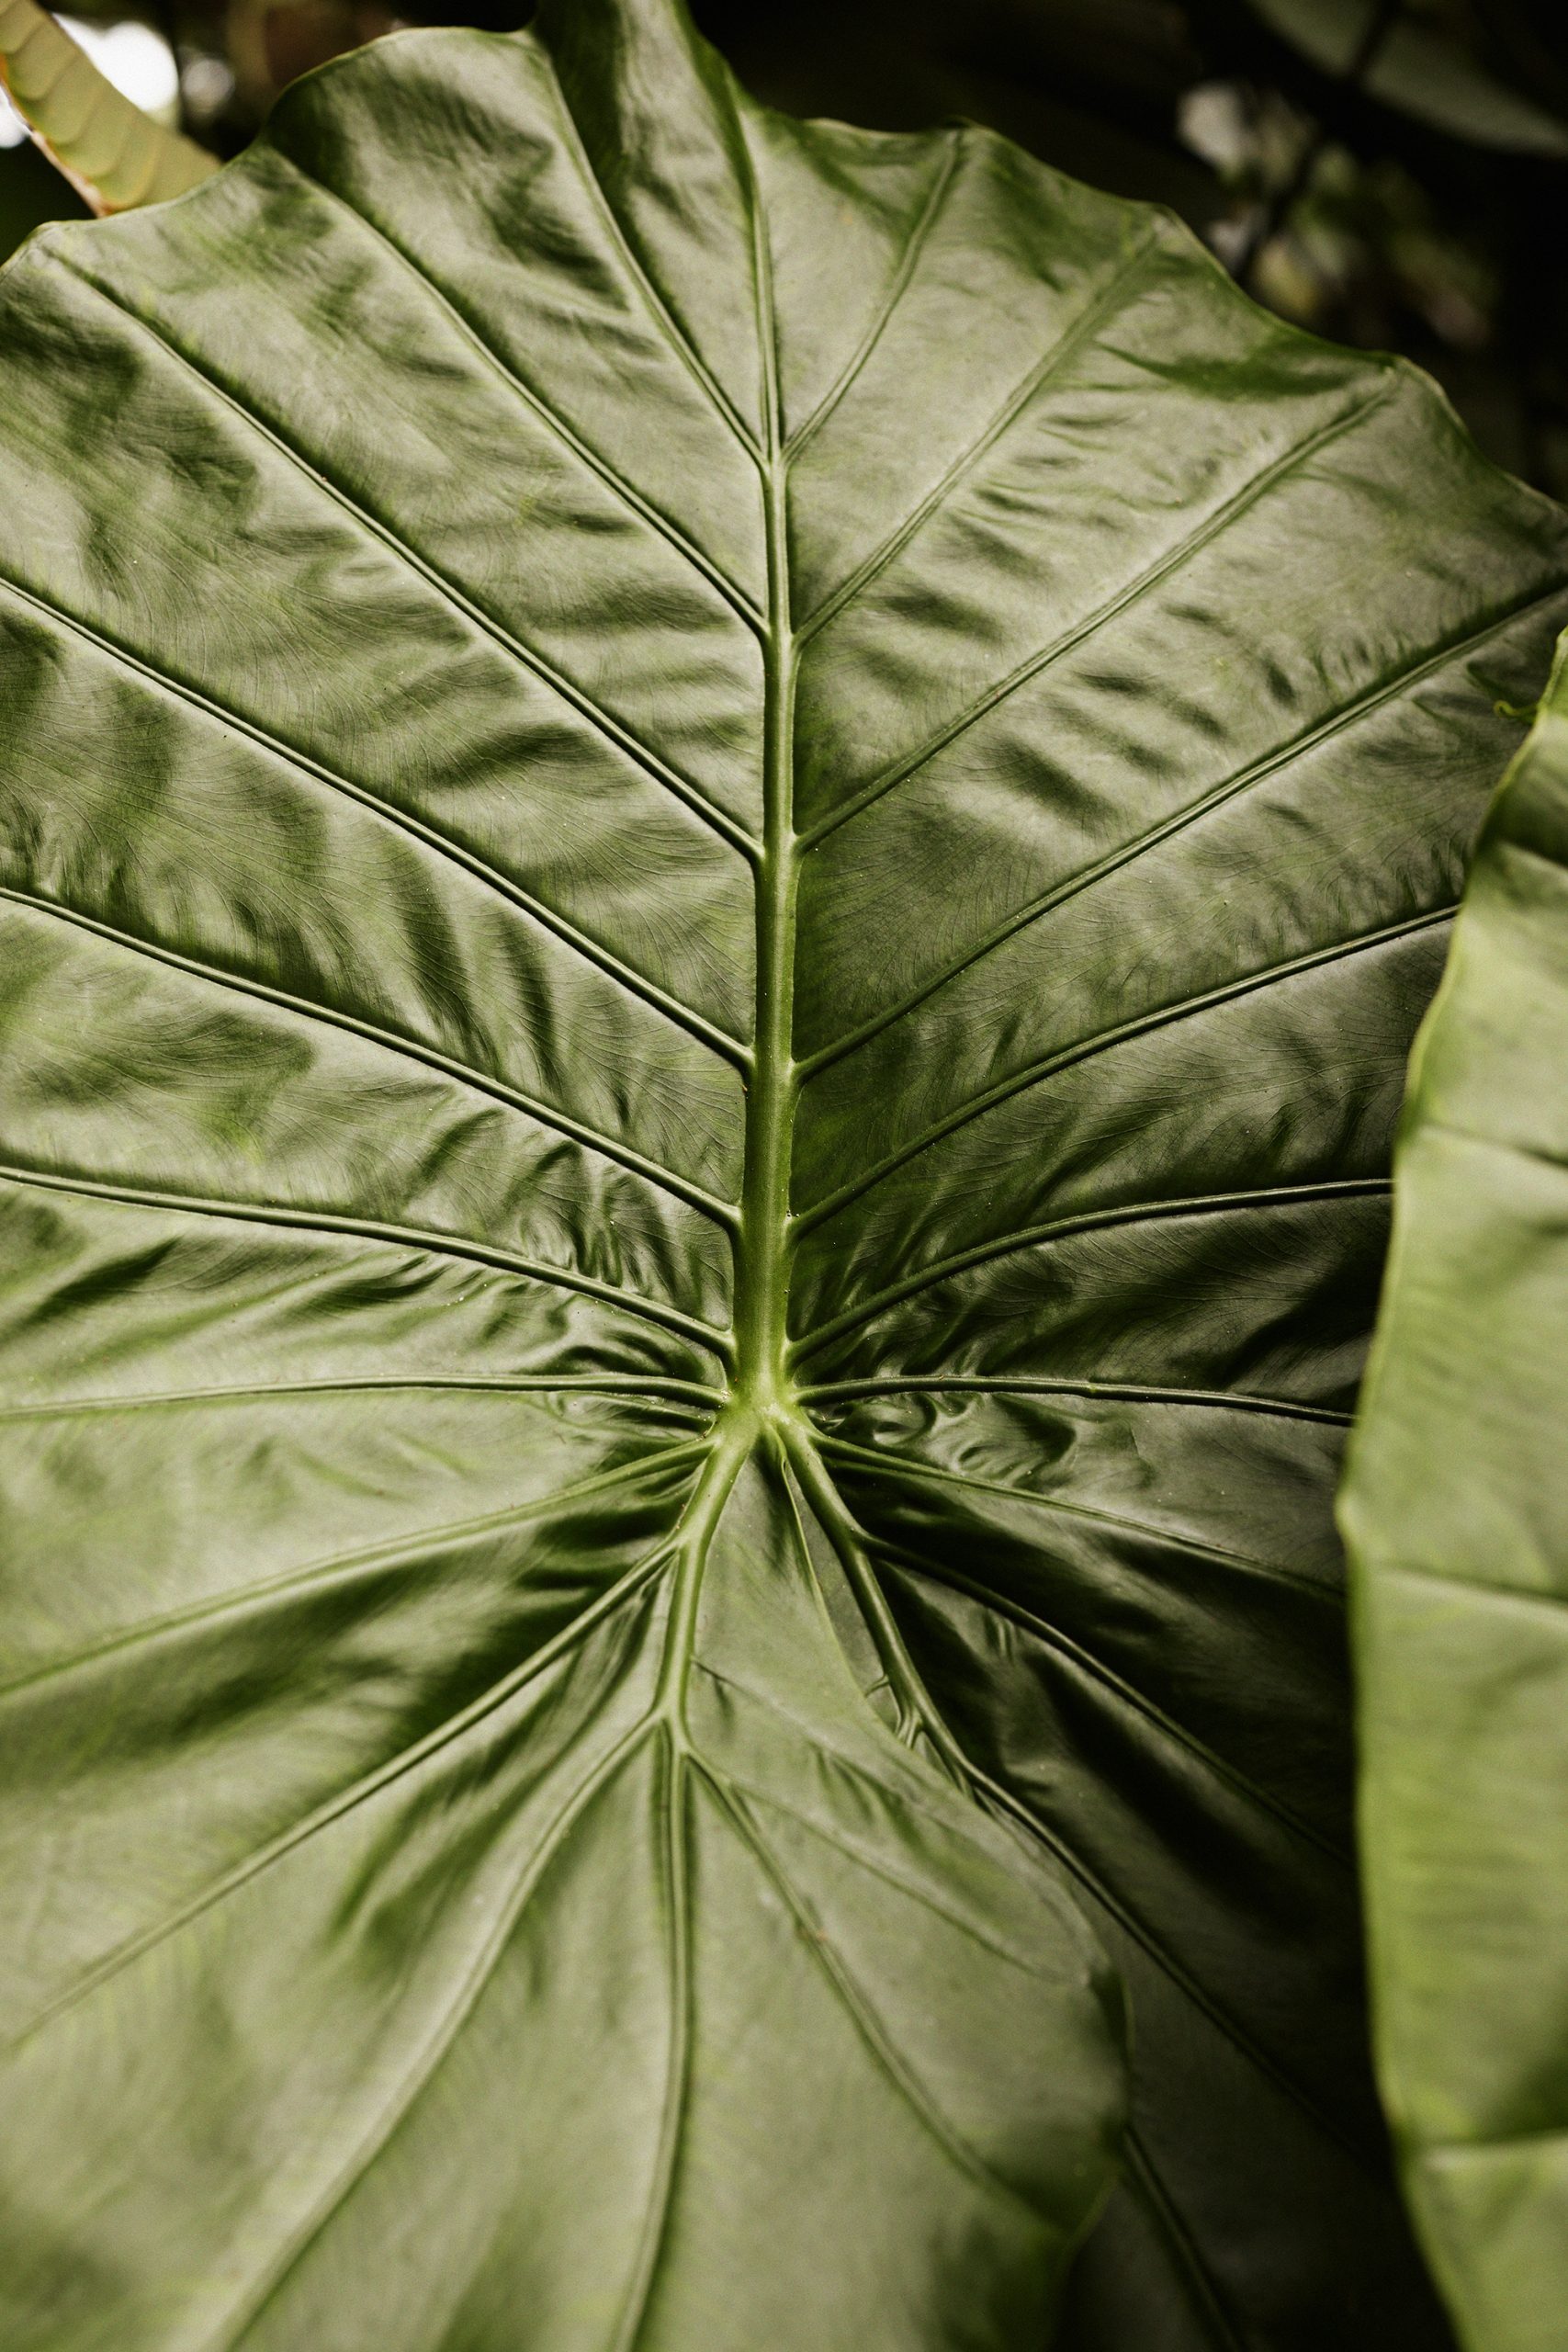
left=0, top=1376, right=723, bottom=1422
left=219, top=1722, right=660, bottom=2352
left=791, top=225, right=1165, bottom=648
left=787, top=1424, right=1369, bottom=2163
left=5, top=1517, right=685, bottom=2059
left=0, top=1441, right=706, bottom=1713
left=780, top=128, right=962, bottom=460
left=604, top=1427, right=756, bottom=2352
left=0, top=1161, right=734, bottom=1363
left=813, top=1430, right=1342, bottom=1606
left=793, top=905, right=1454, bottom=1236
left=0, top=571, right=752, bottom=1073
left=62, top=260, right=761, bottom=867
left=607, top=131, right=798, bottom=2351
left=539, top=39, right=762, bottom=463
left=788, top=1178, right=1389, bottom=1362
left=937, top=1739, right=1368, bottom=2165
left=698, top=1765, right=1047, bottom=2217
left=0, top=882, right=739, bottom=1228
left=783, top=1418, right=972, bottom=1760
left=798, top=576, right=1562, bottom=1070
left=609, top=1729, right=694, bottom=2352
left=715, top=1770, right=1060, bottom=1979
left=275, top=145, right=767, bottom=635
left=795, top=378, right=1394, bottom=852
left=725, top=75, right=798, bottom=1420
left=868, top=1541, right=1351, bottom=1860
left=798, top=1374, right=1352, bottom=1426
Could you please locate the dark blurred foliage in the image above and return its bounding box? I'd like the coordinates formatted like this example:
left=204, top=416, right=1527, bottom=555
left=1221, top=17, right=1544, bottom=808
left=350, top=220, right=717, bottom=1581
left=3, top=0, right=1566, bottom=496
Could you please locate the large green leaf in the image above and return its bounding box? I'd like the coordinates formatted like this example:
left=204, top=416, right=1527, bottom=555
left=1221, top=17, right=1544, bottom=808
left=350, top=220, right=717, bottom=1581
left=1342, top=630, right=1568, bottom=2352
left=0, top=4, right=1562, bottom=2345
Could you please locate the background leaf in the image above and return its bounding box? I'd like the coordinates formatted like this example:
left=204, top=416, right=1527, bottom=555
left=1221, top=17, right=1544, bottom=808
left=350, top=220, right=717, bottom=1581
left=1341, top=628, right=1568, bottom=2352
left=0, top=4, right=1564, bottom=2346
left=1240, top=0, right=1568, bottom=156
left=0, top=0, right=216, bottom=213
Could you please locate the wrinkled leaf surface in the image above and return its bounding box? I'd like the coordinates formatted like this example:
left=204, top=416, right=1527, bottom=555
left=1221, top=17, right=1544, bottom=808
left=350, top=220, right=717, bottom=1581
left=0, top=5, right=1564, bottom=2346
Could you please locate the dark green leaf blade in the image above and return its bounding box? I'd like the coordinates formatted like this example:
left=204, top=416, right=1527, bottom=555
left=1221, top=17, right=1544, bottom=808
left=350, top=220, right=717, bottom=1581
left=0, top=13, right=1127, bottom=2346
left=777, top=96, right=1568, bottom=2336
left=0, top=3, right=1562, bottom=2346
left=1340, top=632, right=1568, bottom=2352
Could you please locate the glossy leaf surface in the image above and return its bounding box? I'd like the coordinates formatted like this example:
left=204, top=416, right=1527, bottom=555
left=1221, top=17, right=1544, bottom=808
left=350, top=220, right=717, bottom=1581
left=0, top=0, right=217, bottom=215
left=1342, top=631, right=1568, bottom=2352
left=0, top=6, right=1563, bottom=2346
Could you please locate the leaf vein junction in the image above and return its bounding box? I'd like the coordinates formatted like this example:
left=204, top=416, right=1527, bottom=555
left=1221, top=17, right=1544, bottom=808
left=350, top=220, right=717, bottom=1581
left=0, top=1161, right=733, bottom=1361
left=792, top=227, right=1164, bottom=646
left=795, top=906, right=1455, bottom=1233
left=273, top=147, right=768, bottom=633
left=59, top=258, right=761, bottom=865
left=789, top=1178, right=1391, bottom=1359
left=0, top=882, right=739, bottom=1227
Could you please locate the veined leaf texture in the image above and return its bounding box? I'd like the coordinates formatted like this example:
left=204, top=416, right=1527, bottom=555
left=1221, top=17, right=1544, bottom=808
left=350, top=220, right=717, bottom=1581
left=0, top=3, right=1562, bottom=2345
